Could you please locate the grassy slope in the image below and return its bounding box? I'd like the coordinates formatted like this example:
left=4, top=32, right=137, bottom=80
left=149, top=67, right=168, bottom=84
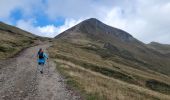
left=49, top=40, right=170, bottom=100
left=147, top=42, right=170, bottom=54
left=56, top=18, right=170, bottom=76
left=0, top=22, right=40, bottom=59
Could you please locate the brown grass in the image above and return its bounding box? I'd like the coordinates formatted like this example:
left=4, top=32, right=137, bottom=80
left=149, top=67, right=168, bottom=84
left=54, top=59, right=170, bottom=100
left=0, top=27, right=37, bottom=59
left=48, top=40, right=170, bottom=100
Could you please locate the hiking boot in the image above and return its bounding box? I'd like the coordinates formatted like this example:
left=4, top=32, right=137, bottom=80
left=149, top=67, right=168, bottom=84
left=40, top=71, right=43, bottom=74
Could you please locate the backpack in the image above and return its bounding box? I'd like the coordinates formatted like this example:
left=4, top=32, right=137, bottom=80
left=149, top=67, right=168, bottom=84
left=39, top=52, right=44, bottom=59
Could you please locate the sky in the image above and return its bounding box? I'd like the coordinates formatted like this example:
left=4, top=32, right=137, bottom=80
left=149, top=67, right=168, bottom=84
left=0, top=0, right=170, bottom=44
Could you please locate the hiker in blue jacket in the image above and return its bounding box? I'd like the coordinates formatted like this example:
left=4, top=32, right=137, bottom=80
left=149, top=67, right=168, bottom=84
left=37, top=48, right=48, bottom=74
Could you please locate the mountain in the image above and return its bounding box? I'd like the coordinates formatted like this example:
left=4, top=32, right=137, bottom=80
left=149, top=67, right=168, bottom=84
left=50, top=18, right=170, bottom=99
left=55, top=18, right=170, bottom=75
left=57, top=18, right=147, bottom=53
left=148, top=42, right=170, bottom=54
left=56, top=18, right=141, bottom=45
left=0, top=22, right=40, bottom=59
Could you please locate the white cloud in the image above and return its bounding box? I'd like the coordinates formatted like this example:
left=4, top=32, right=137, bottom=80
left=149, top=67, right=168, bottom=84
left=94, top=0, right=170, bottom=43
left=1, top=0, right=170, bottom=44
left=0, top=0, right=44, bottom=20
left=45, top=0, right=97, bottom=20
left=16, top=19, right=41, bottom=35
left=37, top=25, right=58, bottom=37
left=16, top=19, right=57, bottom=37
left=128, top=0, right=170, bottom=43
left=54, top=18, right=83, bottom=33
left=0, top=0, right=21, bottom=18
left=38, top=18, right=82, bottom=37
left=16, top=18, right=82, bottom=37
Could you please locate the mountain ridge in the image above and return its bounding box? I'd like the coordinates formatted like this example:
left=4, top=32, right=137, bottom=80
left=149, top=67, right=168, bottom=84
left=50, top=18, right=170, bottom=99
left=0, top=22, right=37, bottom=38
left=0, top=21, right=43, bottom=59
left=148, top=41, right=170, bottom=54
left=55, top=18, right=170, bottom=76
left=56, top=18, right=138, bottom=43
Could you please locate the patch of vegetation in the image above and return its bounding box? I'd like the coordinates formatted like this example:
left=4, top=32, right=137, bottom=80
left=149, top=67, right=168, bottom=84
left=66, top=79, right=81, bottom=89
left=146, top=79, right=170, bottom=95
left=55, top=61, right=108, bottom=100
left=79, top=42, right=151, bottom=68
left=86, top=92, right=107, bottom=100
left=103, top=43, right=119, bottom=53
left=120, top=50, right=134, bottom=59
left=0, top=37, right=37, bottom=59
left=55, top=54, right=140, bottom=86
left=0, top=45, right=16, bottom=52
left=66, top=76, right=107, bottom=100
left=82, top=62, right=139, bottom=85
left=80, top=43, right=113, bottom=58
left=96, top=49, right=113, bottom=58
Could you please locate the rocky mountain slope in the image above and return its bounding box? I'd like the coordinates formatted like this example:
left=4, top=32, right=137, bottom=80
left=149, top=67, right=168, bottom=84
left=48, top=18, right=170, bottom=99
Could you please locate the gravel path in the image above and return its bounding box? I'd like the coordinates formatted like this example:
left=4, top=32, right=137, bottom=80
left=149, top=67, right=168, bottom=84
left=0, top=44, right=81, bottom=100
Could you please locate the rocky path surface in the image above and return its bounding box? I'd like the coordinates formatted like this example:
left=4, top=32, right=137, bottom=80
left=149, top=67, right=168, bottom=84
left=0, top=44, right=81, bottom=100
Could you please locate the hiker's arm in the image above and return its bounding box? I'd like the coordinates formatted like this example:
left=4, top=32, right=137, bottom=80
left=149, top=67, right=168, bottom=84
left=44, top=53, right=48, bottom=59
left=37, top=52, right=39, bottom=60
left=37, top=52, right=39, bottom=57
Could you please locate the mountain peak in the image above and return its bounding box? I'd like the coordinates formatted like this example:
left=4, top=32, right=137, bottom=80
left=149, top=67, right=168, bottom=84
left=82, top=18, right=101, bottom=23
left=56, top=18, right=136, bottom=43
left=84, top=18, right=99, bottom=21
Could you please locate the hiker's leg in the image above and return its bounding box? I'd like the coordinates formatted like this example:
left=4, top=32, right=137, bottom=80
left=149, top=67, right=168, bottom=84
left=41, top=64, right=44, bottom=72
left=39, top=63, right=45, bottom=74
left=38, top=63, right=41, bottom=71
left=42, top=63, right=45, bottom=72
left=37, top=63, right=40, bottom=71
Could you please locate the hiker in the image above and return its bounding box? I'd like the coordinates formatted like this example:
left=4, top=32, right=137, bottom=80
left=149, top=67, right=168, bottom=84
left=37, top=48, right=48, bottom=74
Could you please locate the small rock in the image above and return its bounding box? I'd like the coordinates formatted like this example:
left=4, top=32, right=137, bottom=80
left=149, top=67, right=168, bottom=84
left=19, top=91, right=23, bottom=93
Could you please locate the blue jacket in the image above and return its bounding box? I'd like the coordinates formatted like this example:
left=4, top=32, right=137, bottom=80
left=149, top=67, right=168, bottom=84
left=37, top=52, right=48, bottom=64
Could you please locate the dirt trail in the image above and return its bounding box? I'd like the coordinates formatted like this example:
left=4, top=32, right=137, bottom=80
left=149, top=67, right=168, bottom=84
left=0, top=44, right=81, bottom=100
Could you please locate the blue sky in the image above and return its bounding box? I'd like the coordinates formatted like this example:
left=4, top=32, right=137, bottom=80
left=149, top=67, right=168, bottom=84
left=0, top=0, right=170, bottom=44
